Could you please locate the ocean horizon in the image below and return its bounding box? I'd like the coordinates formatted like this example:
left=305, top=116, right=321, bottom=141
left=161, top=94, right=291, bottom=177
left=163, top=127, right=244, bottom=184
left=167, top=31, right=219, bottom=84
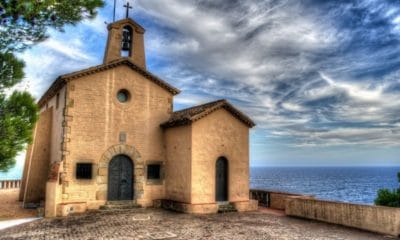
left=2, top=164, right=399, bottom=205
left=251, top=166, right=400, bottom=204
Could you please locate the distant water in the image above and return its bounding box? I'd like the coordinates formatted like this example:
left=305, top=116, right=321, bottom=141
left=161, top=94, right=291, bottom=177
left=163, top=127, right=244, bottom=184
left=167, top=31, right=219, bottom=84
left=2, top=164, right=399, bottom=204
left=0, top=164, right=24, bottom=181
left=0, top=152, right=25, bottom=181
left=250, top=167, right=400, bottom=204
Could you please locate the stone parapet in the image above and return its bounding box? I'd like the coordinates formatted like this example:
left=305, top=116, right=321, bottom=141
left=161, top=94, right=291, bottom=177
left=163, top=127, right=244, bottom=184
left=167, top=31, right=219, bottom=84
left=250, top=189, right=314, bottom=210
left=0, top=180, right=21, bottom=190
left=285, top=197, right=400, bottom=237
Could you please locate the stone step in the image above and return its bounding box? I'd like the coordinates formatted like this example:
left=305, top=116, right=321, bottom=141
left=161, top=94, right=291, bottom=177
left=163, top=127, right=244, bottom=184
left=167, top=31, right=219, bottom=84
left=100, top=201, right=141, bottom=210
left=106, top=200, right=137, bottom=206
left=100, top=204, right=140, bottom=210
left=218, top=204, right=237, bottom=213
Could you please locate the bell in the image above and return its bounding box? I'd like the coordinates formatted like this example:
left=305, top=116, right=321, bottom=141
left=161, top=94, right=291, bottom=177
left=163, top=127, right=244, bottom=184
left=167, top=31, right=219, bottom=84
left=122, top=41, right=130, bottom=51
left=121, top=30, right=131, bottom=51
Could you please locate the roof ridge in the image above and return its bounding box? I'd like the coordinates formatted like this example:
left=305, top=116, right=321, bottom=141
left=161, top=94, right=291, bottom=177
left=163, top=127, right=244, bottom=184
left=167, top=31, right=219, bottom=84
left=161, top=99, right=255, bottom=128
left=172, top=99, right=226, bottom=114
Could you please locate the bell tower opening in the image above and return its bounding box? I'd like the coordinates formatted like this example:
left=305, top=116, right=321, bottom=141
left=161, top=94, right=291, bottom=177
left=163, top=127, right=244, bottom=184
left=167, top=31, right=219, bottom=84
left=103, top=18, right=146, bottom=69
left=121, top=26, right=133, bottom=57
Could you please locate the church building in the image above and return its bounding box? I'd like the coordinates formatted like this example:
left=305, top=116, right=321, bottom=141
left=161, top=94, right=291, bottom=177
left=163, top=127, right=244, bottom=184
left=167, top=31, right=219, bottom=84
left=20, top=16, right=257, bottom=217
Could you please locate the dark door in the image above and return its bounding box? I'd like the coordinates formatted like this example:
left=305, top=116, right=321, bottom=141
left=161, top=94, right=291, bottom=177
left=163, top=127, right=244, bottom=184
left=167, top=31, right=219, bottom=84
left=108, top=155, right=133, bottom=201
left=216, top=157, right=228, bottom=202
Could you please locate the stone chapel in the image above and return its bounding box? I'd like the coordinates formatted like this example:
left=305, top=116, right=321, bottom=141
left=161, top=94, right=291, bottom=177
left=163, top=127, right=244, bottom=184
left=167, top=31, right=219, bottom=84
left=20, top=16, right=257, bottom=217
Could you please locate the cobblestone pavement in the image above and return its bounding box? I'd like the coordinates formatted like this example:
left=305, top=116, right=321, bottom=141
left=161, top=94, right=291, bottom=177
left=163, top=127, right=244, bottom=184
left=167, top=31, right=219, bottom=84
left=0, top=190, right=36, bottom=220
left=0, top=208, right=394, bottom=240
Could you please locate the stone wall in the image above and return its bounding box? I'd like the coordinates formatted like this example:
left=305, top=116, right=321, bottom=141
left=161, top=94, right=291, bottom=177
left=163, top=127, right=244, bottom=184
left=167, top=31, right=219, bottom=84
left=250, top=189, right=314, bottom=210
left=286, top=197, right=400, bottom=237
left=191, top=109, right=250, bottom=204
left=20, top=86, right=66, bottom=202
left=50, top=86, right=67, bottom=164
left=22, top=108, right=53, bottom=205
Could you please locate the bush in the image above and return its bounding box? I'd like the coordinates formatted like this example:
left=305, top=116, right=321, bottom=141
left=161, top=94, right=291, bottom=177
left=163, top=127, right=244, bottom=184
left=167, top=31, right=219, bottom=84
left=374, top=172, right=400, bottom=208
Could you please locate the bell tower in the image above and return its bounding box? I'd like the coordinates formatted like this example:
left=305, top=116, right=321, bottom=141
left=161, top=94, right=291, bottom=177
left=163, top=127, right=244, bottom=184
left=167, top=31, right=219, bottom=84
left=103, top=18, right=146, bottom=69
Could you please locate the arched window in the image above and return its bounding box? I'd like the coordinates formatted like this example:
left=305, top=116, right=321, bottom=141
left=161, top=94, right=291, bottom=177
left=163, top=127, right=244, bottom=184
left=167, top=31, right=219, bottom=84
left=121, top=26, right=133, bottom=57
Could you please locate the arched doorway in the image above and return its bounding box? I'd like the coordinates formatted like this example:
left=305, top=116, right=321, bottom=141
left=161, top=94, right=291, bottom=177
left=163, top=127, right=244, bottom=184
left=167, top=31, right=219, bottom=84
left=108, top=155, right=133, bottom=201
left=215, top=157, right=228, bottom=202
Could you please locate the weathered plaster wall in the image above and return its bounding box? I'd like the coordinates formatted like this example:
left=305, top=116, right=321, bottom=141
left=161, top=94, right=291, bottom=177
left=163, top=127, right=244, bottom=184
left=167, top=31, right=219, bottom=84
left=250, top=189, right=314, bottom=210
left=45, top=163, right=63, bottom=217
left=22, top=108, right=53, bottom=204
left=20, top=87, right=65, bottom=202
left=286, top=197, right=400, bottom=237
left=62, top=65, right=172, bottom=208
left=270, top=192, right=314, bottom=210
left=191, top=109, right=250, bottom=204
left=48, top=86, right=66, bottom=164
left=19, top=144, right=32, bottom=201
left=164, top=125, right=192, bottom=203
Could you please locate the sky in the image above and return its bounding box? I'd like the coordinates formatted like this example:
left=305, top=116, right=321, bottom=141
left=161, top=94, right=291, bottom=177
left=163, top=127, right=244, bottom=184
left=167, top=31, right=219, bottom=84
left=9, top=0, right=400, bottom=168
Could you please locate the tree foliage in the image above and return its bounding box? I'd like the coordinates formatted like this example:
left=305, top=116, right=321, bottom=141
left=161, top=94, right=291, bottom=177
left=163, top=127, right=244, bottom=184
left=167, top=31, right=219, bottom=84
left=0, top=92, right=38, bottom=171
left=0, top=52, right=24, bottom=90
left=375, top=172, right=400, bottom=208
left=0, top=0, right=104, bottom=52
left=0, top=0, right=104, bottom=171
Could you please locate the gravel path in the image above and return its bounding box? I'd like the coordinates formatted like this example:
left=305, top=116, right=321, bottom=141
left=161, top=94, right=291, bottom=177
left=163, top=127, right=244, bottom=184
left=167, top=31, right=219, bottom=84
left=0, top=208, right=394, bottom=240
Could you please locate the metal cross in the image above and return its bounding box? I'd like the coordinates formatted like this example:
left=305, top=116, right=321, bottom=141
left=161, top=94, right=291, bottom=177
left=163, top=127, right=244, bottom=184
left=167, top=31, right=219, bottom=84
left=123, top=1, right=133, bottom=19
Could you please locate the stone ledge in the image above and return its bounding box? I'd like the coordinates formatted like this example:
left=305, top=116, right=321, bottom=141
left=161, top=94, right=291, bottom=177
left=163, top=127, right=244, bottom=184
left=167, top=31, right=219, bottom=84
left=153, top=199, right=218, bottom=214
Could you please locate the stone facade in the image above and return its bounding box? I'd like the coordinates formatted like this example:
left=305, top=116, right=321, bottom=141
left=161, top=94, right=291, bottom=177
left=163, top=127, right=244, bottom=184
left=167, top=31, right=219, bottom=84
left=20, top=17, right=256, bottom=217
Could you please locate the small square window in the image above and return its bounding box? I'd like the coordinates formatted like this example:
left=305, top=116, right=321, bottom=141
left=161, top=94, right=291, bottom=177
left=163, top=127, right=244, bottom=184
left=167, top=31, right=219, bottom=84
left=147, top=164, right=161, bottom=180
left=76, top=163, right=92, bottom=179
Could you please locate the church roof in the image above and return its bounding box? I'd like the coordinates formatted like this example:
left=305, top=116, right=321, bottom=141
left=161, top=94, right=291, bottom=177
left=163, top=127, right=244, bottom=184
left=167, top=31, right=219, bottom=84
left=161, top=99, right=256, bottom=128
left=38, top=58, right=180, bottom=107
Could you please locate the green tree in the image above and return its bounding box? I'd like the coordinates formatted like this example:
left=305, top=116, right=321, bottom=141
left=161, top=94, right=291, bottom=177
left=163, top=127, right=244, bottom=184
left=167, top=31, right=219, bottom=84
left=375, top=172, right=400, bottom=208
left=0, top=0, right=104, bottom=171
left=0, top=92, right=38, bottom=170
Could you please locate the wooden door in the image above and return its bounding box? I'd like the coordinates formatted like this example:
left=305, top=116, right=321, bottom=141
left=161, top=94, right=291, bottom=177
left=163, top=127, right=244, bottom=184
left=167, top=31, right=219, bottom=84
left=108, top=155, right=133, bottom=201
left=216, top=157, right=228, bottom=202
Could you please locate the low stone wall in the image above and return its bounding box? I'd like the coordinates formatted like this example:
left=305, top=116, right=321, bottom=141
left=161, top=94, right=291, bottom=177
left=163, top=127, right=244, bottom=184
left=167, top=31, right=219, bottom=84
left=250, top=189, right=314, bottom=210
left=0, top=180, right=21, bottom=190
left=286, top=197, right=400, bottom=237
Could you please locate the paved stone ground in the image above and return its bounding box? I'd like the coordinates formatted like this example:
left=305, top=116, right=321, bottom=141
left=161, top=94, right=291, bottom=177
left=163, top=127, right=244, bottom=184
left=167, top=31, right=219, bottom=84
left=0, top=208, right=395, bottom=240
left=0, top=190, right=36, bottom=220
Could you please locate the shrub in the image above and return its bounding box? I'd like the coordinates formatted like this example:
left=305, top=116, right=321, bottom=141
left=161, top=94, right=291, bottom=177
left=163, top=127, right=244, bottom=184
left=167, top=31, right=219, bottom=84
left=374, top=172, right=400, bottom=208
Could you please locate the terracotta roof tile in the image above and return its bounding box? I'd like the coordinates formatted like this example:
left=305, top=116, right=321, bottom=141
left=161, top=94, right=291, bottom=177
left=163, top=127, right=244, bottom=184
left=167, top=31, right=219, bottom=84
left=161, top=99, right=256, bottom=128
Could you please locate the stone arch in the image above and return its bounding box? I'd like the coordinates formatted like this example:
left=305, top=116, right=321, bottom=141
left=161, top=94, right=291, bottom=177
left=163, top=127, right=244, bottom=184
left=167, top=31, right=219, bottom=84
left=96, top=144, right=144, bottom=201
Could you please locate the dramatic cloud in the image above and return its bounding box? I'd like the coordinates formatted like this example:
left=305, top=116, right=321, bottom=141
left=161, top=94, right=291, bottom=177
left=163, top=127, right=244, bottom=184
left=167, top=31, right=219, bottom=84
left=17, top=0, right=400, bottom=165
left=135, top=0, right=400, bottom=150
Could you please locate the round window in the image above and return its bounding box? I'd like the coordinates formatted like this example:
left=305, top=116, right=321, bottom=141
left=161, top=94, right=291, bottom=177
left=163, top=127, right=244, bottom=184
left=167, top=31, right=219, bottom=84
left=117, top=89, right=130, bottom=103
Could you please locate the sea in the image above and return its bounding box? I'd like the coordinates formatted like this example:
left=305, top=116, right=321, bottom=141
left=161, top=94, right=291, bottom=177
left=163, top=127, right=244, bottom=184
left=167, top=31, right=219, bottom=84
left=1, top=164, right=399, bottom=205
left=250, top=167, right=400, bottom=204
